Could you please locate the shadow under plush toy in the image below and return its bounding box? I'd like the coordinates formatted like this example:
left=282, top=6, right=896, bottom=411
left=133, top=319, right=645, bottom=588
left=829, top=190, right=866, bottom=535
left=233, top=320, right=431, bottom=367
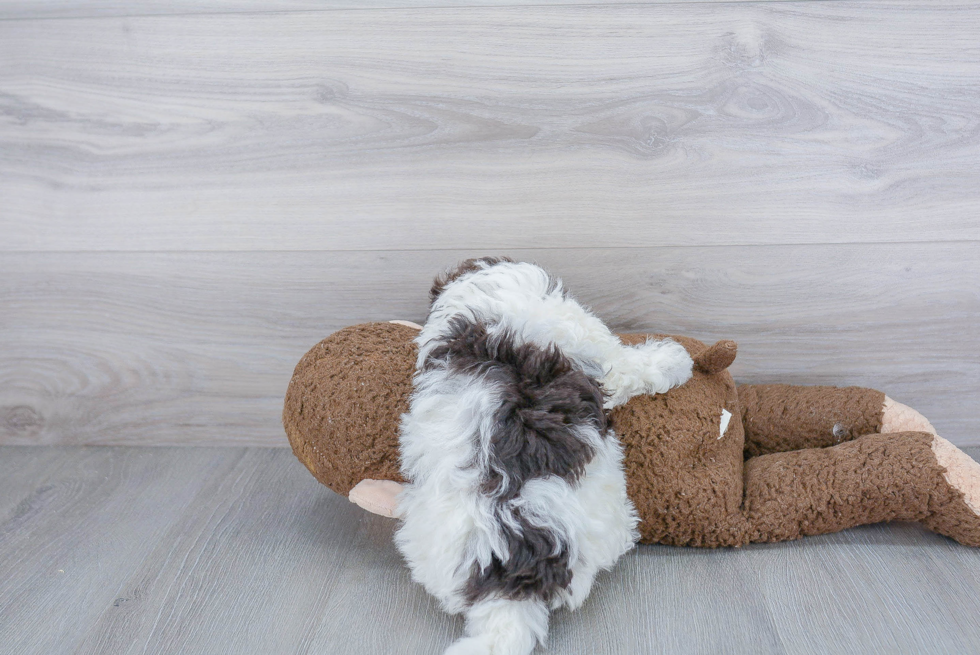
left=283, top=259, right=980, bottom=655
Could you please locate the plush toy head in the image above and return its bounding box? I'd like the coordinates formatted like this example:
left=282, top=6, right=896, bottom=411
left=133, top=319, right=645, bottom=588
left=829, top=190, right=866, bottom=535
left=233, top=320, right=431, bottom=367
left=283, top=322, right=414, bottom=496
left=283, top=322, right=744, bottom=544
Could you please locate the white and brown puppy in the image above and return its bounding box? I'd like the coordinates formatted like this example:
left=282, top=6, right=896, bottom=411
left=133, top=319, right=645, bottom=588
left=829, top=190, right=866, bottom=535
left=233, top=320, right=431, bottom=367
left=395, top=258, right=694, bottom=655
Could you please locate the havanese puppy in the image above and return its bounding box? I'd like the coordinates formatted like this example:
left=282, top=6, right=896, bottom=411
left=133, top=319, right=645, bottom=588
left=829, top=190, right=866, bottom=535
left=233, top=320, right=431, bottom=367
left=395, top=258, right=694, bottom=655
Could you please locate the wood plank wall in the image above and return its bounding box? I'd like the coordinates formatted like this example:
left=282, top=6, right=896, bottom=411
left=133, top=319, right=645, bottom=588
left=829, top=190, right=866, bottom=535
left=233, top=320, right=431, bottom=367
left=0, top=0, right=821, bottom=20
left=2, top=1, right=978, bottom=446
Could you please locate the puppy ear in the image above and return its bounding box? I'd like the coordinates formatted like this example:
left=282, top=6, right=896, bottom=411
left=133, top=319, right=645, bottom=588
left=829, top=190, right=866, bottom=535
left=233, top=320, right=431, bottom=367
left=429, top=256, right=515, bottom=305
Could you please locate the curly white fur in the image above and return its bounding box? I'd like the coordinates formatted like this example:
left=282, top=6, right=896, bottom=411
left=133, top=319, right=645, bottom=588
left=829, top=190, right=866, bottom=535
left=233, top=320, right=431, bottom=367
left=416, top=261, right=693, bottom=409
left=396, top=260, right=693, bottom=655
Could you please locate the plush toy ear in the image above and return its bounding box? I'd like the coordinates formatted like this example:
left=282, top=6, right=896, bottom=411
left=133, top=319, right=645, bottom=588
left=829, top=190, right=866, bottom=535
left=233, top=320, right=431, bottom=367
left=693, top=340, right=737, bottom=375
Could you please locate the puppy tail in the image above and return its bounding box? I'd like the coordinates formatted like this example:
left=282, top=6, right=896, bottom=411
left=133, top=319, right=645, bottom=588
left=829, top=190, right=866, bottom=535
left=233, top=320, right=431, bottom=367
left=443, top=598, right=548, bottom=655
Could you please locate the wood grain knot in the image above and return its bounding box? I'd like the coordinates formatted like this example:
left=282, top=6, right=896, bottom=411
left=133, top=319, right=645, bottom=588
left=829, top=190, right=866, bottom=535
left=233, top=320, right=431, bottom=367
left=2, top=405, right=44, bottom=436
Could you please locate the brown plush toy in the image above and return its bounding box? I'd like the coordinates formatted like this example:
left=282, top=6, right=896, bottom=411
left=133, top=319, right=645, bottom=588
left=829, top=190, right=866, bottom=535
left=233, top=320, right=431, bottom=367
left=284, top=320, right=980, bottom=548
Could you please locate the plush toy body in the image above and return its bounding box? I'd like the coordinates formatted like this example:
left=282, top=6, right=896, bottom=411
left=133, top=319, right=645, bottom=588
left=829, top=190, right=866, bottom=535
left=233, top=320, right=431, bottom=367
left=284, top=321, right=980, bottom=550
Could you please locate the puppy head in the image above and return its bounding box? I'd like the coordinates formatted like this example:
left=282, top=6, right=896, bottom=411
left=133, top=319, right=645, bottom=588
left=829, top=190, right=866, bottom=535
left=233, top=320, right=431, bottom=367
left=429, top=256, right=514, bottom=306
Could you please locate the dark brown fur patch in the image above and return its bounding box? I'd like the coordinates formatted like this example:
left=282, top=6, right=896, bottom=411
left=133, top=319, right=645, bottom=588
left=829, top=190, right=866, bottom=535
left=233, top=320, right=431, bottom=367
left=424, top=317, right=605, bottom=604
left=464, top=512, right=572, bottom=605
left=425, top=317, right=605, bottom=498
left=429, top=256, right=514, bottom=306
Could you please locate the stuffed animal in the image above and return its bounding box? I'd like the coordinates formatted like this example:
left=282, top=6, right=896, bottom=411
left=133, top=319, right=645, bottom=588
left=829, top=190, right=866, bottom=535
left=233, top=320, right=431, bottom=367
left=282, top=261, right=980, bottom=655
left=284, top=323, right=980, bottom=549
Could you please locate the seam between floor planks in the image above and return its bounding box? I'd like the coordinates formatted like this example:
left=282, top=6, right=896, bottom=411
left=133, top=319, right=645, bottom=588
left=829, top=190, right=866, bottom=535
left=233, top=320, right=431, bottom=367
left=2, top=237, right=980, bottom=255
left=3, top=244, right=978, bottom=447
left=0, top=0, right=861, bottom=22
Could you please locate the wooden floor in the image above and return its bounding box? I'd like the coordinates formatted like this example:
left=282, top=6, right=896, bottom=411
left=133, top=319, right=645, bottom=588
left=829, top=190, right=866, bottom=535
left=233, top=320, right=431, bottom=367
left=3, top=444, right=980, bottom=655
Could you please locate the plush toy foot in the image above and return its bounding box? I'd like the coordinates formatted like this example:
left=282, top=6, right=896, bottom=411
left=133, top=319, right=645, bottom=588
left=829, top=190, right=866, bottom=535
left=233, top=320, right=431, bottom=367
left=922, top=435, right=980, bottom=547
left=881, top=396, right=937, bottom=434
left=348, top=479, right=404, bottom=518
left=875, top=400, right=979, bottom=545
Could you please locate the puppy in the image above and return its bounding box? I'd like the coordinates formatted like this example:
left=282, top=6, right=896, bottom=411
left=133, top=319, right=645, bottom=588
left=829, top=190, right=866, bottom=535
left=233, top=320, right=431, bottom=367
left=395, top=258, right=693, bottom=655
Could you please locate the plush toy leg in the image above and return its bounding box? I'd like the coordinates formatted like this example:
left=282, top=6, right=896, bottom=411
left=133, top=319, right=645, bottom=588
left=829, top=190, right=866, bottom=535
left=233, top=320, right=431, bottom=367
left=742, top=431, right=980, bottom=547
left=923, top=435, right=980, bottom=544
left=738, top=384, right=887, bottom=457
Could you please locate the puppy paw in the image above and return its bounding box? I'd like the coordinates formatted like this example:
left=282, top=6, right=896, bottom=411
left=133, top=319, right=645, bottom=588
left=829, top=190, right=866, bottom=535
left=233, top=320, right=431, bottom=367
left=562, top=572, right=595, bottom=611
left=602, top=339, right=694, bottom=408
left=639, top=338, right=694, bottom=391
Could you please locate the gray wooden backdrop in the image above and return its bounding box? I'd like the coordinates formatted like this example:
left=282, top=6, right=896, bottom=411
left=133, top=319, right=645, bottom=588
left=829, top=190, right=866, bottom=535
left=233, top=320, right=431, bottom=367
left=2, top=0, right=978, bottom=447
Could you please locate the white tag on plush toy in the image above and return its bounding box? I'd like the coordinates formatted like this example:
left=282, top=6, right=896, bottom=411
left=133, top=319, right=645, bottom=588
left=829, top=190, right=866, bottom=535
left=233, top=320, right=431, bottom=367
left=719, top=409, right=732, bottom=439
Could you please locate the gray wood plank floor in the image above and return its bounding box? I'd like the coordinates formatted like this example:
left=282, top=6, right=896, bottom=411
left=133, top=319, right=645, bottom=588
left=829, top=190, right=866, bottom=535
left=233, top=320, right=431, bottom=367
left=3, top=445, right=980, bottom=655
